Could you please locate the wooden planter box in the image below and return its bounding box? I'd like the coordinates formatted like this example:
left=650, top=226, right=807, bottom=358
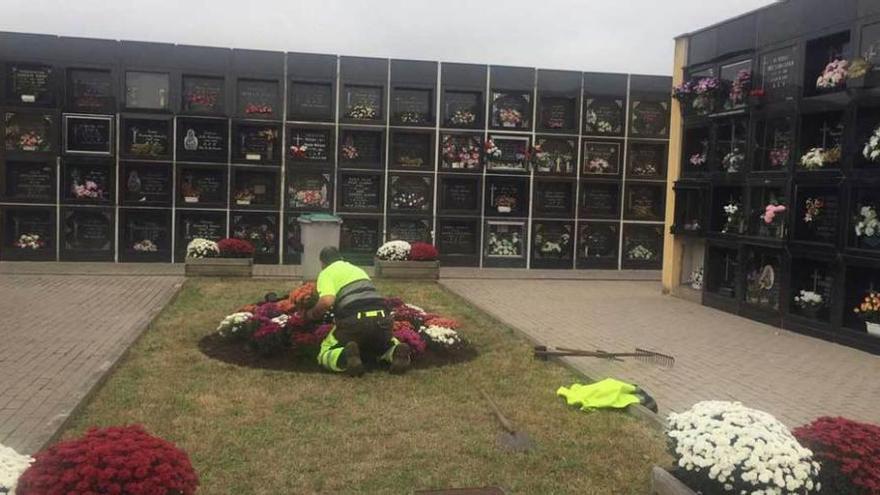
left=185, top=257, right=253, bottom=277
left=374, top=258, right=440, bottom=280
left=651, top=466, right=696, bottom=495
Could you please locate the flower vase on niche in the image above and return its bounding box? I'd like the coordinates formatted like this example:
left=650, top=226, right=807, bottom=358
left=183, top=129, right=199, bottom=151
left=854, top=205, right=880, bottom=248
left=181, top=177, right=200, bottom=203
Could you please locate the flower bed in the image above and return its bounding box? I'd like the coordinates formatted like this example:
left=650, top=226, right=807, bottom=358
left=185, top=237, right=254, bottom=277
left=202, top=282, right=475, bottom=370
left=0, top=442, right=32, bottom=494
left=374, top=240, right=440, bottom=280
left=793, top=417, right=880, bottom=495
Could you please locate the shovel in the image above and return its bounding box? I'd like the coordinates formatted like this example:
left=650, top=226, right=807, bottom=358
left=478, top=388, right=534, bottom=452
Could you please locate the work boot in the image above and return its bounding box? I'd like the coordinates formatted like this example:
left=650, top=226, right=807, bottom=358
left=389, top=342, right=411, bottom=375
left=342, top=342, right=364, bottom=377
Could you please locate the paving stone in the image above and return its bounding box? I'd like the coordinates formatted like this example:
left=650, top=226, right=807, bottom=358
left=441, top=279, right=880, bottom=427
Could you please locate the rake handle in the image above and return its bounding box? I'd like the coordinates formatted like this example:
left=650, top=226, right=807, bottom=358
left=478, top=388, right=517, bottom=434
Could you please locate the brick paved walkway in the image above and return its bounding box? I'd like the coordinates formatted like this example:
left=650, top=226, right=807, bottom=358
left=441, top=279, right=880, bottom=427
left=0, top=273, right=182, bottom=454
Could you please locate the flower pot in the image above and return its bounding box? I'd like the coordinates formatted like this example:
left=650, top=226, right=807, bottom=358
left=184, top=196, right=199, bottom=203
left=236, top=200, right=252, bottom=206
left=867, top=321, right=880, bottom=338
left=862, top=235, right=880, bottom=249
left=373, top=258, right=440, bottom=280
left=651, top=466, right=697, bottom=495
left=800, top=306, right=820, bottom=320
left=497, top=206, right=511, bottom=213
left=185, top=257, right=253, bottom=277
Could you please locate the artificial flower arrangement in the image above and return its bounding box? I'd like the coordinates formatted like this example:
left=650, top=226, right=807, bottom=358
left=722, top=148, right=745, bottom=173
left=672, top=76, right=722, bottom=115
left=631, top=159, right=658, bottom=176
left=340, top=141, right=359, bottom=161
left=397, top=111, right=427, bottom=124
left=585, top=157, right=612, bottom=174
left=0, top=442, right=32, bottom=494
left=793, top=290, right=824, bottom=311
left=180, top=181, right=201, bottom=203
left=245, top=102, right=273, bottom=115
left=133, top=239, right=158, bottom=252
left=627, top=244, right=655, bottom=260
left=689, top=267, right=703, bottom=290
left=689, top=151, right=707, bottom=168
left=234, top=188, right=256, bottom=205
left=14, top=233, right=44, bottom=250
left=531, top=144, right=574, bottom=174
left=449, top=109, right=476, bottom=126
left=545, top=113, right=566, bottom=129
left=185, top=89, right=217, bottom=109
left=217, top=238, right=256, bottom=258
left=484, top=139, right=501, bottom=159
left=847, top=57, right=873, bottom=81
left=853, top=291, right=880, bottom=336
left=15, top=425, right=198, bottom=495
left=816, top=59, right=849, bottom=90
left=185, top=238, right=219, bottom=258
left=486, top=231, right=521, bottom=257
left=863, top=124, right=880, bottom=163
left=293, top=187, right=328, bottom=208
left=803, top=198, right=824, bottom=224
left=232, top=226, right=274, bottom=255
left=666, top=400, right=820, bottom=495
left=722, top=201, right=743, bottom=234
left=391, top=191, right=428, bottom=210
left=793, top=416, right=880, bottom=495
left=347, top=104, right=377, bottom=120
left=769, top=147, right=791, bottom=168
left=855, top=205, right=880, bottom=244
left=71, top=179, right=104, bottom=200
left=216, top=281, right=469, bottom=361
left=130, top=139, right=166, bottom=157
left=800, top=146, right=841, bottom=170
left=761, top=203, right=787, bottom=225
left=585, top=108, right=615, bottom=134
left=727, top=69, right=752, bottom=108
left=289, top=143, right=309, bottom=159
left=497, top=107, right=524, bottom=128
left=17, top=130, right=45, bottom=151
left=441, top=135, right=481, bottom=169
left=494, top=194, right=517, bottom=213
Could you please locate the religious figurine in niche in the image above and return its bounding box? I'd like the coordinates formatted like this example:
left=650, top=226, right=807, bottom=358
left=746, top=263, right=777, bottom=307
left=181, top=175, right=200, bottom=203
left=183, top=129, right=199, bottom=151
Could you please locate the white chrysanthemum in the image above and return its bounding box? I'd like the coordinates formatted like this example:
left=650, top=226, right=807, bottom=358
left=420, top=325, right=462, bottom=347
left=216, top=311, right=254, bottom=338
left=0, top=442, right=33, bottom=494
left=186, top=238, right=219, bottom=258
left=376, top=240, right=411, bottom=261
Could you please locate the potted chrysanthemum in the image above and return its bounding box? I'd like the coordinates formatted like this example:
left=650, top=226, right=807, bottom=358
left=184, top=237, right=255, bottom=277
left=374, top=240, right=440, bottom=280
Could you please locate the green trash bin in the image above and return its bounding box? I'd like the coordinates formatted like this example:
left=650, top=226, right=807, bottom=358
left=298, top=213, right=343, bottom=280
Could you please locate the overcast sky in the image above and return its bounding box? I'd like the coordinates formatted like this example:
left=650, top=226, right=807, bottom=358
left=2, top=0, right=774, bottom=75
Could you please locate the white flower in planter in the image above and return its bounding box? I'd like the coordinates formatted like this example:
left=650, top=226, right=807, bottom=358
left=376, top=240, right=411, bottom=261
left=186, top=238, right=219, bottom=258
left=421, top=325, right=462, bottom=348
left=0, top=442, right=33, bottom=494
left=216, top=312, right=254, bottom=338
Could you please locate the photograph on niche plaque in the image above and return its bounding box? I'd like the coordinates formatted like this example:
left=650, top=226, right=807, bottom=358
left=534, top=180, right=574, bottom=218
left=233, top=122, right=280, bottom=164
left=63, top=115, right=113, bottom=155
left=584, top=97, right=624, bottom=136
left=2, top=207, right=55, bottom=260
left=232, top=169, right=277, bottom=207
left=484, top=220, right=526, bottom=262
left=340, top=217, right=381, bottom=262
left=121, top=118, right=170, bottom=159
left=288, top=127, right=333, bottom=164
left=67, top=68, right=114, bottom=113
left=491, top=91, right=531, bottom=129
left=533, top=137, right=575, bottom=175
left=232, top=213, right=278, bottom=262
left=390, top=131, right=432, bottom=170
left=2, top=161, right=55, bottom=202
left=440, top=133, right=482, bottom=171
left=286, top=215, right=303, bottom=264
left=176, top=118, right=228, bottom=162
left=4, top=112, right=53, bottom=153
left=120, top=209, right=170, bottom=261
left=743, top=248, right=782, bottom=310
left=539, top=96, right=576, bottom=131
left=178, top=166, right=227, bottom=206
left=486, top=177, right=528, bottom=216
left=622, top=224, right=663, bottom=269
left=6, top=63, right=54, bottom=106
left=443, top=90, right=481, bottom=128
left=389, top=174, right=432, bottom=212
left=339, top=173, right=382, bottom=212
left=437, top=218, right=479, bottom=262
left=627, top=142, right=666, bottom=179
left=121, top=162, right=171, bottom=206
left=182, top=75, right=225, bottom=114
left=289, top=81, right=334, bottom=121
left=62, top=208, right=114, bottom=257
left=387, top=218, right=432, bottom=243
left=343, top=85, right=383, bottom=121
left=177, top=211, right=226, bottom=259
left=62, top=160, right=113, bottom=203
left=582, top=141, right=620, bottom=176
left=439, top=176, right=480, bottom=213
left=237, top=79, right=279, bottom=118
left=580, top=182, right=620, bottom=219
left=392, top=88, right=432, bottom=125
left=625, top=184, right=665, bottom=221
left=339, top=129, right=383, bottom=168
left=629, top=99, right=669, bottom=137
left=532, top=222, right=573, bottom=265
left=288, top=171, right=331, bottom=210
left=485, top=135, right=529, bottom=172
left=125, top=71, right=169, bottom=111
left=577, top=222, right=619, bottom=267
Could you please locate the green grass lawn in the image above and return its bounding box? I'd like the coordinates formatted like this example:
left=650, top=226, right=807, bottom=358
left=64, top=279, right=669, bottom=494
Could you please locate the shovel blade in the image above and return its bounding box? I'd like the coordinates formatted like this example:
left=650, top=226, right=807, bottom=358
left=497, top=431, right=534, bottom=452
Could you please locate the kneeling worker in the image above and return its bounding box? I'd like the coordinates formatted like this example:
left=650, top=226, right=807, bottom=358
left=305, top=246, right=411, bottom=376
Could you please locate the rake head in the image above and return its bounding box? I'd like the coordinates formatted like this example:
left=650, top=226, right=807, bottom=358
left=634, top=348, right=675, bottom=368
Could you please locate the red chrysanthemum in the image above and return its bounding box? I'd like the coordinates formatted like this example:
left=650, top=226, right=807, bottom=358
left=425, top=317, right=461, bottom=329
left=216, top=238, right=255, bottom=258
left=409, top=242, right=439, bottom=261
left=794, top=416, right=880, bottom=494
left=17, top=425, right=198, bottom=495
left=392, top=321, right=426, bottom=356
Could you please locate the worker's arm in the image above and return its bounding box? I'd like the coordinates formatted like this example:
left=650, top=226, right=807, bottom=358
left=306, top=295, right=335, bottom=321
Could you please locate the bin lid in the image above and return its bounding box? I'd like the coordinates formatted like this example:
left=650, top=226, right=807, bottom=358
left=298, top=213, right=343, bottom=224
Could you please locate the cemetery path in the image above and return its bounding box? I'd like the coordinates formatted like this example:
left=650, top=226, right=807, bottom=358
left=441, top=279, right=880, bottom=427
left=0, top=273, right=183, bottom=454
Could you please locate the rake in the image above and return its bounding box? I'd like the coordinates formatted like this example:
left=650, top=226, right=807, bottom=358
left=533, top=345, right=675, bottom=368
